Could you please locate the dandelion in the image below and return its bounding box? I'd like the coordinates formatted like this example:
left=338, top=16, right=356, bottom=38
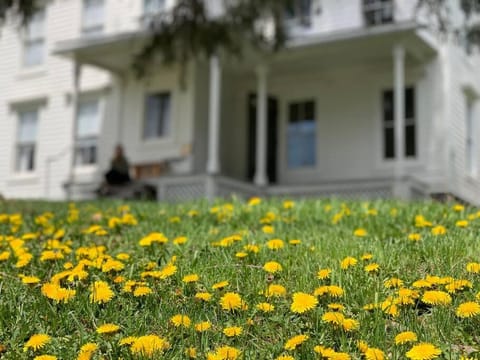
left=214, top=345, right=241, bottom=359
left=421, top=291, right=452, bottom=306
left=185, top=346, right=197, bottom=358
left=194, top=292, right=212, bottom=301
left=212, top=281, right=229, bottom=290
left=284, top=334, right=308, bottom=351
left=322, top=311, right=345, bottom=325
left=195, top=321, right=211, bottom=332
left=263, top=261, right=283, bottom=273
left=220, top=292, right=243, bottom=311
left=466, top=262, right=480, bottom=273
left=24, top=334, right=51, bottom=352
left=41, top=282, right=76, bottom=303
left=395, top=331, right=418, bottom=345
left=365, top=348, right=385, bottom=360
left=77, top=343, right=98, bottom=360
left=89, top=281, right=114, bottom=304
left=408, top=233, right=421, bottom=241
left=265, top=284, right=287, bottom=297
left=365, top=263, right=380, bottom=273
left=354, top=228, right=367, bottom=237
left=170, top=314, right=191, bottom=328
left=384, top=278, right=404, bottom=288
left=96, top=323, right=120, bottom=334
left=34, top=356, right=57, bottom=360
left=130, top=335, right=170, bottom=357
left=20, top=275, right=41, bottom=284
left=276, top=355, right=294, bottom=360
left=317, top=268, right=332, bottom=280
left=456, top=302, right=480, bottom=318
left=262, top=225, right=274, bottom=234
left=405, top=343, right=441, bottom=360
left=341, top=257, right=358, bottom=270
left=456, top=220, right=468, bottom=227
left=223, top=326, right=242, bottom=337
left=267, top=239, right=284, bottom=250
left=133, top=286, right=153, bottom=297
left=290, top=292, right=318, bottom=313
left=182, top=274, right=199, bottom=283
left=341, top=318, right=359, bottom=331
left=431, top=225, right=446, bottom=235
left=361, top=253, right=373, bottom=261
left=248, top=197, right=261, bottom=206
left=256, top=302, right=275, bottom=312
left=173, top=236, right=188, bottom=245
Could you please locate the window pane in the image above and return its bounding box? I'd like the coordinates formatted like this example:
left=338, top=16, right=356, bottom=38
left=405, top=87, right=415, bottom=119
left=83, top=0, right=104, bottom=31
left=384, top=128, right=395, bottom=159
left=144, top=93, right=171, bottom=139
left=24, top=41, right=44, bottom=67
left=289, top=103, right=299, bottom=123
left=18, top=110, right=38, bottom=143
left=383, top=90, right=393, bottom=122
left=144, top=0, right=165, bottom=14
left=77, top=100, right=100, bottom=137
left=405, top=124, right=416, bottom=157
left=27, top=9, right=45, bottom=40
left=287, top=101, right=316, bottom=168
left=75, top=140, right=97, bottom=165
left=17, top=145, right=35, bottom=172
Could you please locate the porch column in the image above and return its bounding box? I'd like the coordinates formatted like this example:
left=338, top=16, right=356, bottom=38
left=206, top=55, right=221, bottom=175
left=66, top=61, right=82, bottom=200
left=393, top=44, right=406, bottom=198
left=253, top=64, right=268, bottom=186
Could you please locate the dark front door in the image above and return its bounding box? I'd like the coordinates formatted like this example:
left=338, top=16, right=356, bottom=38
left=247, top=93, right=278, bottom=184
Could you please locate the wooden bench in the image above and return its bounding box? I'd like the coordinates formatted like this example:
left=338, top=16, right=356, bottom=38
left=131, top=162, right=169, bottom=180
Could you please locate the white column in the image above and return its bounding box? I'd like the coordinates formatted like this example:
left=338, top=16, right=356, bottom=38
left=253, top=64, right=268, bottom=186
left=393, top=44, right=406, bottom=198
left=206, top=55, right=221, bottom=175
left=66, top=61, right=82, bottom=200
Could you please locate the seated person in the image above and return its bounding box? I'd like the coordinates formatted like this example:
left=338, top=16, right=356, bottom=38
left=105, top=144, right=131, bottom=185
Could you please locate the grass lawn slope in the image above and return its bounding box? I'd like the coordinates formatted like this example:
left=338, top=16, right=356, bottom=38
left=0, top=198, right=479, bottom=359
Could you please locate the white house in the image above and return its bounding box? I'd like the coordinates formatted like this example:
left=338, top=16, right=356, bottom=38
left=1, top=0, right=480, bottom=203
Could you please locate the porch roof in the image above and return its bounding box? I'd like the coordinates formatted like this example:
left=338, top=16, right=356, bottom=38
left=53, top=20, right=437, bottom=74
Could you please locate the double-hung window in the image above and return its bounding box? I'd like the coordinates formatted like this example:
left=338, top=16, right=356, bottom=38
left=16, top=109, right=39, bottom=172
left=82, top=0, right=105, bottom=36
left=285, top=0, right=312, bottom=27
left=382, top=87, right=416, bottom=159
left=24, top=9, right=46, bottom=67
left=287, top=100, right=316, bottom=168
left=363, top=0, right=394, bottom=26
left=143, top=93, right=171, bottom=139
left=75, top=99, right=101, bottom=166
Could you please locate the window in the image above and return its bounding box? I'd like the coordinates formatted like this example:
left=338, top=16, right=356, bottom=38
left=364, top=0, right=393, bottom=26
left=287, top=100, right=316, bottom=168
left=144, top=93, right=171, bottom=139
left=466, top=98, right=477, bottom=176
left=23, top=8, right=46, bottom=67
left=75, top=99, right=101, bottom=166
left=144, top=0, right=166, bottom=15
left=285, top=0, right=312, bottom=27
left=82, top=0, right=105, bottom=35
left=16, top=109, right=39, bottom=172
left=382, top=87, right=416, bottom=159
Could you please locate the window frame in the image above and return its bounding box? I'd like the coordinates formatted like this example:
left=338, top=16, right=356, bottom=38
left=143, top=92, right=172, bottom=141
left=285, top=0, right=313, bottom=27
left=74, top=97, right=103, bottom=167
left=363, top=0, right=394, bottom=27
left=286, top=99, right=317, bottom=169
left=15, top=108, right=39, bottom=173
left=81, top=0, right=105, bottom=36
left=381, top=86, right=417, bottom=161
left=23, top=8, right=46, bottom=67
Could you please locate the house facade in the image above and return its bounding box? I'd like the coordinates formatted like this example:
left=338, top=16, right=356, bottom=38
left=1, top=0, right=480, bottom=203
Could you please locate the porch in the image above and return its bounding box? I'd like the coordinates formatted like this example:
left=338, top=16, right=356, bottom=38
left=54, top=18, right=439, bottom=202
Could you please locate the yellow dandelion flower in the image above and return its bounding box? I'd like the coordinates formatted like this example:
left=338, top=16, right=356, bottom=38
left=408, top=233, right=421, bottom=241
left=235, top=252, right=248, bottom=258
left=248, top=197, right=261, bottom=206
left=317, top=268, right=332, bottom=280
left=170, top=314, right=191, bottom=328
left=341, top=318, right=359, bottom=331
left=322, top=311, right=345, bottom=325
left=24, top=334, right=51, bottom=352
left=133, top=286, right=152, bottom=297
left=327, top=303, right=345, bottom=311
left=357, top=340, right=369, bottom=353
left=267, top=239, right=284, bottom=250
left=20, top=275, right=41, bottom=284
left=220, top=292, right=243, bottom=311
left=365, top=263, right=380, bottom=273
left=185, top=346, right=197, bottom=358
left=262, top=225, right=275, bottom=234
left=284, top=334, right=308, bottom=351
left=41, top=282, right=76, bottom=303
left=421, top=291, right=452, bottom=306
left=256, top=302, right=275, bottom=312
left=276, top=355, right=295, bottom=360
left=119, top=336, right=137, bottom=346
left=395, top=331, right=418, bottom=345
left=34, top=356, right=57, bottom=360
left=365, top=348, right=385, bottom=360
left=361, top=253, right=373, bottom=261
left=384, top=278, right=404, bottom=288
left=290, top=292, right=318, bottom=313
left=89, top=281, right=114, bottom=304
left=116, top=253, right=130, bottom=261
left=130, top=335, right=170, bottom=357
left=431, top=225, right=446, bottom=235
left=223, top=326, right=242, bottom=337
left=194, top=292, right=212, bottom=301
left=96, top=323, right=120, bottom=334
left=456, top=220, right=468, bottom=227
left=212, top=281, right=229, bottom=290
left=265, top=284, right=287, bottom=297
left=456, top=301, right=480, bottom=318
left=341, top=257, right=358, bottom=270
left=214, top=345, right=241, bottom=359
left=405, top=343, right=441, bottom=360
left=173, top=236, right=188, bottom=245
left=466, top=262, right=480, bottom=273
left=354, top=228, right=367, bottom=237
left=182, top=274, right=199, bottom=283
left=0, top=251, right=10, bottom=261
left=263, top=261, right=283, bottom=273
left=195, top=321, right=211, bottom=332
left=244, top=244, right=260, bottom=253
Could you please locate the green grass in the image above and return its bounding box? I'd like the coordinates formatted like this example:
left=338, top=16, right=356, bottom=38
left=0, top=198, right=479, bottom=359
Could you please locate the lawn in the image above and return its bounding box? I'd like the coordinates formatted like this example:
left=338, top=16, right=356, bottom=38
left=0, top=198, right=479, bottom=359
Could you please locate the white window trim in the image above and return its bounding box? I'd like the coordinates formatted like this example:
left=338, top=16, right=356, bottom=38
left=22, top=7, right=46, bottom=68
left=363, top=0, right=394, bottom=26
left=13, top=106, right=40, bottom=175
left=81, top=0, right=105, bottom=36
left=74, top=94, right=104, bottom=168
left=142, top=90, right=173, bottom=143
